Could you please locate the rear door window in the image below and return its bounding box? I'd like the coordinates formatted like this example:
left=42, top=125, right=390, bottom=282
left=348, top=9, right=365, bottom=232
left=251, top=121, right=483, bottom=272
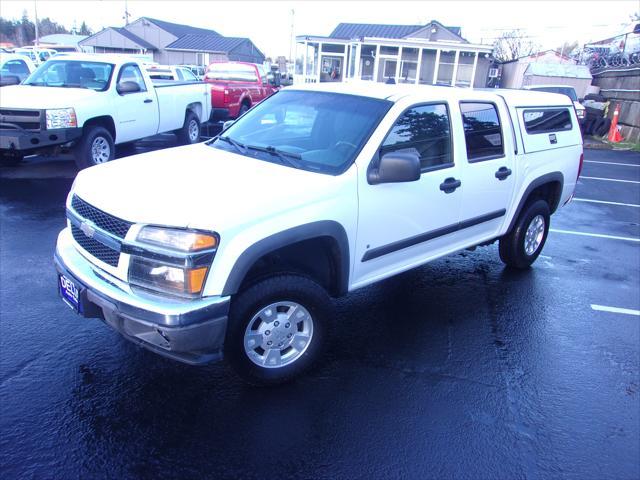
left=460, top=102, right=504, bottom=161
left=381, top=103, right=453, bottom=170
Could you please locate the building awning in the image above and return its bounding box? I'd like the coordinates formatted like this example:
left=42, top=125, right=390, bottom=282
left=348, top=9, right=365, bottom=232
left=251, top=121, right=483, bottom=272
left=524, top=63, right=592, bottom=79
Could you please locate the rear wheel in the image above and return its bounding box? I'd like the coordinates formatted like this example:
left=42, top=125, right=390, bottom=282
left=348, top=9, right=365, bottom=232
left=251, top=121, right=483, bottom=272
left=176, top=111, right=200, bottom=145
left=238, top=102, right=250, bottom=117
left=73, top=126, right=114, bottom=169
left=499, top=199, right=550, bottom=269
left=225, top=275, right=329, bottom=385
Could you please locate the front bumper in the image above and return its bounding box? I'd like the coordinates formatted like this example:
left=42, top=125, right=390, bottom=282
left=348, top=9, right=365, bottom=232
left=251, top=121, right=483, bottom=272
left=54, top=228, right=230, bottom=365
left=0, top=127, right=82, bottom=153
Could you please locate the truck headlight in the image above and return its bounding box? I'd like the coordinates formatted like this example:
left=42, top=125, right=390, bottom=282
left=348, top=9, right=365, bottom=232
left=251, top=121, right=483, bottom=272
left=137, top=226, right=218, bottom=252
left=129, top=227, right=218, bottom=297
left=46, top=108, right=77, bottom=129
left=576, top=109, right=585, bottom=119
left=129, top=257, right=208, bottom=296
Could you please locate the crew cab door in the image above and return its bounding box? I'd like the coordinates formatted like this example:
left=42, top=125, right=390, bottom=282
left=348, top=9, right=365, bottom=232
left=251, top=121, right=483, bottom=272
left=352, top=102, right=464, bottom=288
left=456, top=101, right=516, bottom=240
left=113, top=63, right=159, bottom=143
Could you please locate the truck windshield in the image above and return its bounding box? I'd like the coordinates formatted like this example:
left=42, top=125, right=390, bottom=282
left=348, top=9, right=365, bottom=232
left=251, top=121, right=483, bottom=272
left=24, top=60, right=114, bottom=91
left=210, top=90, right=393, bottom=175
left=531, top=86, right=578, bottom=102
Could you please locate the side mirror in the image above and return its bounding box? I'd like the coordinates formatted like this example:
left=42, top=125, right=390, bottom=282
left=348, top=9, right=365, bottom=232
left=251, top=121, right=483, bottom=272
left=117, top=81, right=141, bottom=95
left=368, top=150, right=421, bottom=185
left=222, top=120, right=235, bottom=131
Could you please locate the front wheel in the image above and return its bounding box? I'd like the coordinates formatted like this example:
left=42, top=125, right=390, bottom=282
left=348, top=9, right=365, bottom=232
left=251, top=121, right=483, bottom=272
left=73, top=126, right=114, bottom=169
left=225, top=275, right=329, bottom=385
left=499, top=199, right=550, bottom=269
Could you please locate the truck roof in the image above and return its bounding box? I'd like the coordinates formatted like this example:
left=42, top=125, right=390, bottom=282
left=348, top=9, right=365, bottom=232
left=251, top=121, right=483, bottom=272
left=43, top=53, right=151, bottom=66
left=287, top=82, right=574, bottom=108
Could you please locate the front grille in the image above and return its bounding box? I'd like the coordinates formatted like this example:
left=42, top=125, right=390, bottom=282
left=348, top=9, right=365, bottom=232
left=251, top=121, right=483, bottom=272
left=71, top=225, right=120, bottom=267
left=0, top=108, right=42, bottom=131
left=71, top=195, right=133, bottom=239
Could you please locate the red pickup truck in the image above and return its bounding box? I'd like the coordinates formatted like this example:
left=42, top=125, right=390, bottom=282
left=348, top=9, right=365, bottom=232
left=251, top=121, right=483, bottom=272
left=205, top=62, right=279, bottom=121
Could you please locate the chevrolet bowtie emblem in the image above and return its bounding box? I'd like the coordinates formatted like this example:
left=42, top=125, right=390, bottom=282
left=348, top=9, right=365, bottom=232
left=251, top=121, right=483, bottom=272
left=80, top=221, right=96, bottom=238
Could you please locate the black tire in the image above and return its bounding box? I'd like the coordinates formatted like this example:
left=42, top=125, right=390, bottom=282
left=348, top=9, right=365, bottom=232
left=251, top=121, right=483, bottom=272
left=499, top=199, right=550, bottom=269
left=595, top=117, right=611, bottom=137
left=225, top=275, right=330, bottom=385
left=591, top=118, right=606, bottom=137
left=584, top=93, right=606, bottom=102
left=176, top=111, right=200, bottom=145
left=584, top=116, right=597, bottom=136
left=73, top=126, right=114, bottom=169
left=238, top=102, right=250, bottom=117
left=0, top=152, right=23, bottom=167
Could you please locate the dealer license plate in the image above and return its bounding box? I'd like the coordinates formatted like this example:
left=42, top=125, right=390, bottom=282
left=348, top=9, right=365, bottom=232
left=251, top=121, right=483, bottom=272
left=59, top=274, right=81, bottom=313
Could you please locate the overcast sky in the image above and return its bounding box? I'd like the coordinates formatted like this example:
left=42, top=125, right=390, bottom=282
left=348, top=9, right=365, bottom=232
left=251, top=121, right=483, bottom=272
left=1, top=0, right=638, bottom=58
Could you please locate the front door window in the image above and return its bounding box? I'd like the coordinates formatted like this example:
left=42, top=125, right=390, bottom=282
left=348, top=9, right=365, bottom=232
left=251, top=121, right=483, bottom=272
left=320, top=56, right=343, bottom=82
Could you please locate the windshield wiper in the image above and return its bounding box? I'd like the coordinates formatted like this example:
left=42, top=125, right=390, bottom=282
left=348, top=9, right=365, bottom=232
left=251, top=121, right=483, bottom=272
left=246, top=144, right=302, bottom=168
left=216, top=135, right=247, bottom=155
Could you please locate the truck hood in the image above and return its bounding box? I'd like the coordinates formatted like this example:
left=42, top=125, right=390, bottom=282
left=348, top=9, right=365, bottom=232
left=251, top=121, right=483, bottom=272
left=0, top=85, right=101, bottom=109
left=72, top=143, right=348, bottom=232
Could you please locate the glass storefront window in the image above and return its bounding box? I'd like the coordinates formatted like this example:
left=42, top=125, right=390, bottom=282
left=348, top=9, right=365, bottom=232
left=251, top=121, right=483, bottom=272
left=295, top=42, right=305, bottom=75
left=348, top=45, right=357, bottom=78
left=359, top=44, right=376, bottom=81
left=455, top=51, right=476, bottom=87
left=322, top=44, right=345, bottom=53
left=437, top=50, right=456, bottom=85
left=419, top=49, right=437, bottom=84
left=399, top=47, right=419, bottom=83
left=380, top=46, right=399, bottom=55
left=306, top=42, right=319, bottom=78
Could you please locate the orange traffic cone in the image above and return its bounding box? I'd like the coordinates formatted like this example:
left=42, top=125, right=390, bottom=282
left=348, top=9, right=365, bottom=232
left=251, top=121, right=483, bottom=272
left=608, top=104, right=623, bottom=142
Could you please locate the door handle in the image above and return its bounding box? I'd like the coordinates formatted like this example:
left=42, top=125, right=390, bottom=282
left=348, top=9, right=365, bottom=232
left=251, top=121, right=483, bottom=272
left=495, top=166, right=512, bottom=180
left=439, top=177, right=462, bottom=194
left=144, top=98, right=153, bottom=103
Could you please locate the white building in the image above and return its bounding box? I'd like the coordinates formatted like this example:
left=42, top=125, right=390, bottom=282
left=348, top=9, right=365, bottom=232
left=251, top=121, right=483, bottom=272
left=295, top=21, right=494, bottom=87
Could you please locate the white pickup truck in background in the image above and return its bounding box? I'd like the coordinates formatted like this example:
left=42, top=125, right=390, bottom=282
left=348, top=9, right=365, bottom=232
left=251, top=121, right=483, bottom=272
left=55, top=83, right=583, bottom=384
left=0, top=53, right=211, bottom=168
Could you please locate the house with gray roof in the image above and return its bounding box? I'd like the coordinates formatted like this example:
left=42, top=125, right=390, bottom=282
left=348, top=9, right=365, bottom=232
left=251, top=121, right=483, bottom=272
left=79, top=17, right=264, bottom=66
left=295, top=20, right=494, bottom=87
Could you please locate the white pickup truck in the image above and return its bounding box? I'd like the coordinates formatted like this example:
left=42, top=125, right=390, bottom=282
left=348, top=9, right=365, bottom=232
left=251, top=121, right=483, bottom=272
left=54, top=83, right=583, bottom=384
left=0, top=54, right=211, bottom=168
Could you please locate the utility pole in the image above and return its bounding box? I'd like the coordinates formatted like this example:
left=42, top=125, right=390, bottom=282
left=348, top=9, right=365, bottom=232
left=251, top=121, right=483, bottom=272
left=289, top=9, right=295, bottom=64
left=124, top=0, right=131, bottom=25
left=34, top=0, right=39, bottom=47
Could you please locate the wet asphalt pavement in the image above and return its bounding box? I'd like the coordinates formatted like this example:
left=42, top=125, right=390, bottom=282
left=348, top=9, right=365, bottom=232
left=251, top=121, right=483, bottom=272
left=1, top=139, right=639, bottom=479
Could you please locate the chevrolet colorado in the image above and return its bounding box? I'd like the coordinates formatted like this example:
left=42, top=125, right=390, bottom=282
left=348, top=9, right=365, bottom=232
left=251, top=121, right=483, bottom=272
left=55, top=83, right=583, bottom=384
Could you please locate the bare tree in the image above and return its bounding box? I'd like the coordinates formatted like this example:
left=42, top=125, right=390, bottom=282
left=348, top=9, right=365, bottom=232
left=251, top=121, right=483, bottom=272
left=493, top=30, right=537, bottom=62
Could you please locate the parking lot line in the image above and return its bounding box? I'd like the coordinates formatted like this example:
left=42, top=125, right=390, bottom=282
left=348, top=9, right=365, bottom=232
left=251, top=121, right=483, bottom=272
left=573, top=198, right=640, bottom=208
left=549, top=228, right=640, bottom=242
left=580, top=176, right=640, bottom=184
left=591, top=304, right=640, bottom=316
left=584, top=160, right=640, bottom=167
